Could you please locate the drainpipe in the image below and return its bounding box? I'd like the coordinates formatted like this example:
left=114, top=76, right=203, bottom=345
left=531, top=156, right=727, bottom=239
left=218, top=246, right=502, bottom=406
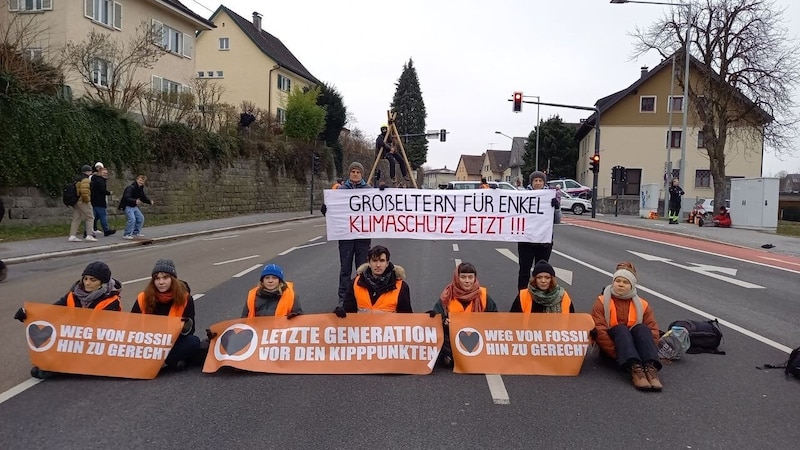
left=268, top=64, right=280, bottom=117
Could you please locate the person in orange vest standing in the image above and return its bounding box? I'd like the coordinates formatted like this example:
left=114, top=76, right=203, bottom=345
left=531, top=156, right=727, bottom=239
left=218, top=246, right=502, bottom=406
left=14, top=261, right=122, bottom=379
left=429, top=262, right=498, bottom=367
left=241, top=264, right=302, bottom=318
left=334, top=245, right=411, bottom=317
left=131, top=259, right=201, bottom=371
left=591, top=265, right=663, bottom=391
left=510, top=260, right=574, bottom=313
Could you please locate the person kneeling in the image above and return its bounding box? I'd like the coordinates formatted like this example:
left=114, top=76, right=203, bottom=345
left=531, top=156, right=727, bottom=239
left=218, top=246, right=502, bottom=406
left=591, top=267, right=663, bottom=391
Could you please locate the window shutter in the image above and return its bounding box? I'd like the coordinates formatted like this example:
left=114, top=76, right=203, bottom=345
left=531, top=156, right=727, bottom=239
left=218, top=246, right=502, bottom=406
left=9, top=0, right=19, bottom=12
left=113, top=2, right=122, bottom=30
left=151, top=75, right=163, bottom=92
left=84, top=0, right=93, bottom=18
left=182, top=33, right=192, bottom=58
left=42, top=0, right=53, bottom=10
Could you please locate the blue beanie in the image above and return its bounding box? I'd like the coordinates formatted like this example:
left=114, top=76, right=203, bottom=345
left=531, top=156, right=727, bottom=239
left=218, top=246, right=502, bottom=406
left=260, top=264, right=284, bottom=282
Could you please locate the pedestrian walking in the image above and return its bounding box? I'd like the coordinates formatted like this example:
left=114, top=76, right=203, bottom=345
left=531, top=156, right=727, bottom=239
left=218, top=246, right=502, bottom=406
left=90, top=165, right=116, bottom=236
left=119, top=175, right=154, bottom=239
left=68, top=165, right=96, bottom=242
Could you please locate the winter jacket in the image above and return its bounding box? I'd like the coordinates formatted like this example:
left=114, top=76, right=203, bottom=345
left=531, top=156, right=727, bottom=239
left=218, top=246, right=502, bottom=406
left=120, top=181, right=151, bottom=209
left=668, top=185, right=684, bottom=208
left=713, top=211, right=732, bottom=227
left=510, top=289, right=575, bottom=313
left=591, top=289, right=659, bottom=359
left=54, top=279, right=122, bottom=311
left=341, top=178, right=370, bottom=190
left=73, top=174, right=91, bottom=204
left=343, top=263, right=412, bottom=313
left=432, top=290, right=498, bottom=316
left=131, top=293, right=196, bottom=335
left=241, top=283, right=303, bottom=317
left=90, top=175, right=111, bottom=208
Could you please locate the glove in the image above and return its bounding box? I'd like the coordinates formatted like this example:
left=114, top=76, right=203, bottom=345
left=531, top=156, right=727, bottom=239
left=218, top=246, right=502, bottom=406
left=426, top=310, right=437, bottom=318
left=180, top=317, right=193, bottom=336
left=206, top=328, right=218, bottom=340
left=333, top=306, right=347, bottom=318
left=320, top=204, right=327, bottom=216
left=14, top=307, right=26, bottom=322
left=287, top=312, right=300, bottom=320
left=551, top=198, right=560, bottom=208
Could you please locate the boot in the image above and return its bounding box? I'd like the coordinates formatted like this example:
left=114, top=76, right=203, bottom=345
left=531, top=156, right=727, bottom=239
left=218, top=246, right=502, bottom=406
left=644, top=364, right=663, bottom=391
left=630, top=363, right=651, bottom=390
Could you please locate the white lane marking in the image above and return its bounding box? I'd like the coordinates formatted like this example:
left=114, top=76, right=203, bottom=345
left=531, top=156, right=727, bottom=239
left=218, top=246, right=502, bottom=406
left=452, top=244, right=459, bottom=252
left=756, top=256, right=800, bottom=267
left=314, top=224, right=326, bottom=228
left=0, top=378, right=42, bottom=405
left=202, top=235, right=238, bottom=241
left=485, top=374, right=511, bottom=405
left=278, top=241, right=327, bottom=256
left=495, top=248, right=573, bottom=285
left=122, top=276, right=151, bottom=285
left=266, top=229, right=291, bottom=233
left=233, top=264, right=262, bottom=278
left=551, top=249, right=793, bottom=354
left=451, top=258, right=510, bottom=405
left=193, top=293, right=205, bottom=300
left=213, top=255, right=261, bottom=266
left=569, top=222, right=800, bottom=275
left=308, top=236, right=323, bottom=242
left=628, top=251, right=764, bottom=289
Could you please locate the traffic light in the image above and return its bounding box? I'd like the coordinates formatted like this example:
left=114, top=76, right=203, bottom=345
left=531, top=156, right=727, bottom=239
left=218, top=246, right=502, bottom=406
left=440, top=129, right=447, bottom=142
left=589, top=154, right=600, bottom=173
left=512, top=91, right=523, bottom=113
left=312, top=154, right=320, bottom=174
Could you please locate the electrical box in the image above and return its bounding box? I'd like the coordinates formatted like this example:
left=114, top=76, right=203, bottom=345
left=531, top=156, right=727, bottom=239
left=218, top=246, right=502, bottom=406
left=729, top=177, right=779, bottom=231
left=640, top=183, right=660, bottom=218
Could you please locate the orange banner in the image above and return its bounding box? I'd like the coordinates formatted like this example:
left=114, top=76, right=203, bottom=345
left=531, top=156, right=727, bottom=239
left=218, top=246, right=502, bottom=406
left=449, top=312, right=595, bottom=375
left=24, top=303, right=184, bottom=379
left=203, top=314, right=444, bottom=374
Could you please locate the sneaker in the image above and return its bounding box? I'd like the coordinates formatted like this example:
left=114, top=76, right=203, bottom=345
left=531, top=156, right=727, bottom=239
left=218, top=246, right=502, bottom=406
left=122, top=235, right=134, bottom=240
left=644, top=364, right=663, bottom=391
left=630, top=364, right=651, bottom=390
left=93, top=229, right=101, bottom=236
left=85, top=235, right=97, bottom=242
left=133, top=233, right=144, bottom=238
left=104, top=229, right=117, bottom=236
left=68, top=236, right=82, bottom=242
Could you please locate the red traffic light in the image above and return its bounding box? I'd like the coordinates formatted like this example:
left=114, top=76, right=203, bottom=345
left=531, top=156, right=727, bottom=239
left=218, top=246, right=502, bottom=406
left=512, top=91, right=523, bottom=113
left=589, top=154, right=600, bottom=173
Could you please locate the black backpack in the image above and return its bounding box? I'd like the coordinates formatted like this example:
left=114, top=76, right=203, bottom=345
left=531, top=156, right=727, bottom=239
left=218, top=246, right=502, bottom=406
left=759, top=346, right=800, bottom=378
left=668, top=319, right=726, bottom=355
left=62, top=181, right=79, bottom=206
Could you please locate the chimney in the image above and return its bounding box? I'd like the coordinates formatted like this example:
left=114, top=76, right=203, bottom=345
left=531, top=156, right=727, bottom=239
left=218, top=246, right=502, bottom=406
left=640, top=66, right=649, bottom=79
left=252, top=12, right=262, bottom=31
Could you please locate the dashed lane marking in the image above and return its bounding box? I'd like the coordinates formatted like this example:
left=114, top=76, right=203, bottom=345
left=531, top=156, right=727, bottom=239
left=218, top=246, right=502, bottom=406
left=213, top=255, right=261, bottom=266
left=233, top=264, right=262, bottom=278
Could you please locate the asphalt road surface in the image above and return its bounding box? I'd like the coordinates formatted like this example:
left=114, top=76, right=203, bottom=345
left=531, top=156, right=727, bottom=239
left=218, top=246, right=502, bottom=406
left=1, top=217, right=799, bottom=449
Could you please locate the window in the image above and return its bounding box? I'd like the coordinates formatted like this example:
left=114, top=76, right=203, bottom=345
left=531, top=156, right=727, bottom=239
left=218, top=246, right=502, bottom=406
left=152, top=76, right=186, bottom=94
left=197, top=71, right=204, bottom=78
left=9, top=0, right=53, bottom=12
left=219, top=37, right=229, bottom=50
left=84, top=0, right=122, bottom=30
left=207, top=71, right=214, bottom=77
left=667, top=130, right=682, bottom=148
left=668, top=95, right=684, bottom=113
left=152, top=20, right=191, bottom=57
left=216, top=71, right=223, bottom=77
left=697, top=131, right=706, bottom=148
left=695, top=169, right=712, bottom=188
left=276, top=108, right=287, bottom=124
left=91, top=58, right=111, bottom=87
left=25, top=47, right=43, bottom=61
left=611, top=168, right=642, bottom=196
left=277, top=74, right=291, bottom=92
left=640, top=96, right=656, bottom=113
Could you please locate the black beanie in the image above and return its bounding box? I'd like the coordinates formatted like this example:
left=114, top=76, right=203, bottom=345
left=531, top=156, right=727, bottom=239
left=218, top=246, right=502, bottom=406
left=531, top=260, right=555, bottom=278
left=152, top=259, right=177, bottom=278
left=82, top=261, right=111, bottom=284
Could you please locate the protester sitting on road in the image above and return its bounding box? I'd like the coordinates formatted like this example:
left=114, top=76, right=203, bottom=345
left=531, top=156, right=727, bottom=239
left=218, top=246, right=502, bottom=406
left=591, top=265, right=663, bottom=391
left=241, top=263, right=303, bottom=318
left=131, top=259, right=202, bottom=371
left=14, top=261, right=122, bottom=379
left=698, top=206, right=731, bottom=228
left=429, top=262, right=498, bottom=367
left=510, top=260, right=574, bottom=313
left=335, top=245, right=412, bottom=316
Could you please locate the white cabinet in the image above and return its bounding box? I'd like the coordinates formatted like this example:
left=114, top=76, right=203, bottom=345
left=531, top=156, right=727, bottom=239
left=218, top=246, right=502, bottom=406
left=729, top=177, right=779, bottom=231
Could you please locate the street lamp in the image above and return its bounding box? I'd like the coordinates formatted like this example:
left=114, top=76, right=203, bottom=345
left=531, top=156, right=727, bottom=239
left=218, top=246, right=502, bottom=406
left=494, top=131, right=513, bottom=140
left=611, top=0, right=691, bottom=217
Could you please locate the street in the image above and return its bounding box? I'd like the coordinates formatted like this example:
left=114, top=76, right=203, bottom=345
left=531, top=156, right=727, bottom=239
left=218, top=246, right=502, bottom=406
left=1, top=217, right=799, bottom=448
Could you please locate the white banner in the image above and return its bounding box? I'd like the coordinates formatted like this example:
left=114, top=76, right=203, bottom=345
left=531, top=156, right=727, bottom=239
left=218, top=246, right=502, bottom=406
left=324, top=188, right=555, bottom=243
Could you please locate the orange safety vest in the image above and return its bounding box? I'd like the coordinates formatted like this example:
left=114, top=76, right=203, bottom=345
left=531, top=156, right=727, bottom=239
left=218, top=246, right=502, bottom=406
left=136, top=292, right=188, bottom=318
left=66, top=292, right=120, bottom=311
left=354, top=275, right=402, bottom=313
left=446, top=288, right=488, bottom=313
left=601, top=289, right=647, bottom=328
left=245, top=282, right=295, bottom=318
left=518, top=289, right=571, bottom=314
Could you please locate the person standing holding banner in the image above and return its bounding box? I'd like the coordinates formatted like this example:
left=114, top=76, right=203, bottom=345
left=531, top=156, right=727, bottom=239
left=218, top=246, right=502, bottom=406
left=517, top=171, right=560, bottom=290
left=336, top=162, right=373, bottom=306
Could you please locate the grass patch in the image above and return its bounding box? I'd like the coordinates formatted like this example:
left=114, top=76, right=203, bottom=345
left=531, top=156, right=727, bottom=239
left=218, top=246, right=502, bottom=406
left=777, top=220, right=800, bottom=237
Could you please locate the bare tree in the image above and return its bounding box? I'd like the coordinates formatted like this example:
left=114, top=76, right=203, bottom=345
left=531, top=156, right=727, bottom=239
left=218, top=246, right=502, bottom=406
left=138, top=88, right=195, bottom=128
left=190, top=78, right=227, bottom=131
left=0, top=8, right=63, bottom=94
left=631, top=0, right=800, bottom=208
left=62, top=20, right=165, bottom=112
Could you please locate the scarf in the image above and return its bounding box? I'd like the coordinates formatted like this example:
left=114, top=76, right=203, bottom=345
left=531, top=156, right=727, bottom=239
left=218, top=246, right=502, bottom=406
left=73, top=282, right=109, bottom=308
left=439, top=268, right=483, bottom=312
left=156, top=291, right=173, bottom=303
left=612, top=286, right=638, bottom=300
left=528, top=284, right=564, bottom=313
left=362, top=264, right=394, bottom=295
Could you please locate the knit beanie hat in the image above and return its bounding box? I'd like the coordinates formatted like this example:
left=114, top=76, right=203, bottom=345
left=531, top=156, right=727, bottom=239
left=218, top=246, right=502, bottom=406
left=531, top=260, right=555, bottom=278
left=82, top=261, right=111, bottom=284
left=529, top=171, right=547, bottom=183
left=152, top=259, right=177, bottom=278
left=613, top=269, right=637, bottom=286
left=348, top=161, right=364, bottom=174
left=260, top=263, right=284, bottom=282
left=81, top=165, right=93, bottom=173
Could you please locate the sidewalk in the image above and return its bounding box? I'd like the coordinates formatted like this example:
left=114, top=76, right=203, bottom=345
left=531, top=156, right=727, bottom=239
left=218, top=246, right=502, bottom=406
left=0, top=211, right=315, bottom=264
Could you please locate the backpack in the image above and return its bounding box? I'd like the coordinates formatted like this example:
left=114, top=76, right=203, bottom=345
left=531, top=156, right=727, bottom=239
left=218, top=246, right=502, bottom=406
left=658, top=326, right=691, bottom=360
left=62, top=181, right=79, bottom=206
left=759, top=346, right=800, bottom=378
left=668, top=319, right=726, bottom=355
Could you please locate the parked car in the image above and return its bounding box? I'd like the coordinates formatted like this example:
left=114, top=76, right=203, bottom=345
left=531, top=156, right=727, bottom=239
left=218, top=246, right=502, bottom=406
left=558, top=189, right=592, bottom=215
left=547, top=179, right=591, bottom=198
left=692, top=198, right=731, bottom=218
left=446, top=181, right=519, bottom=190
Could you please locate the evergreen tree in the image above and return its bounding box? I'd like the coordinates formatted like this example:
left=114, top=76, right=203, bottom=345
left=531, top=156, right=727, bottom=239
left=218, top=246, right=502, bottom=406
left=522, top=115, right=579, bottom=183
left=316, top=83, right=347, bottom=175
left=390, top=59, right=427, bottom=169
left=284, top=86, right=326, bottom=142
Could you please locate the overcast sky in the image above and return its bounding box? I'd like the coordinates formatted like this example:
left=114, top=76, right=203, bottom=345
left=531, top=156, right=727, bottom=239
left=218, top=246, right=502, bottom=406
left=186, top=0, right=800, bottom=176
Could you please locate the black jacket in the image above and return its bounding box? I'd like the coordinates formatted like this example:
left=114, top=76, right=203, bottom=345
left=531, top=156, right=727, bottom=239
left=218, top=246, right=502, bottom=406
left=90, top=175, right=111, bottom=207
left=131, top=295, right=196, bottom=335
left=119, top=181, right=151, bottom=209
left=668, top=185, right=684, bottom=207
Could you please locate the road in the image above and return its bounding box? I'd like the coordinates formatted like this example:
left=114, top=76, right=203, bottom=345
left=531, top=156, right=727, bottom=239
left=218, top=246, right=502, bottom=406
left=1, top=217, right=799, bottom=448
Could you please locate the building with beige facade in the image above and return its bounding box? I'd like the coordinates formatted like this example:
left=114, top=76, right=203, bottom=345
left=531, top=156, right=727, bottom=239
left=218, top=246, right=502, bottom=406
left=194, top=6, right=320, bottom=122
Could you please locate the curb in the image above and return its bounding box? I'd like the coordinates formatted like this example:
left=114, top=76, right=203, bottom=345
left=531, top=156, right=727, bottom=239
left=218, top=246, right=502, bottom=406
left=2, top=215, right=316, bottom=265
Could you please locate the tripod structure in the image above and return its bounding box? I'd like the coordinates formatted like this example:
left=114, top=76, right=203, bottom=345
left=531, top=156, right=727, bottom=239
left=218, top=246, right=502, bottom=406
left=367, top=111, right=418, bottom=189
